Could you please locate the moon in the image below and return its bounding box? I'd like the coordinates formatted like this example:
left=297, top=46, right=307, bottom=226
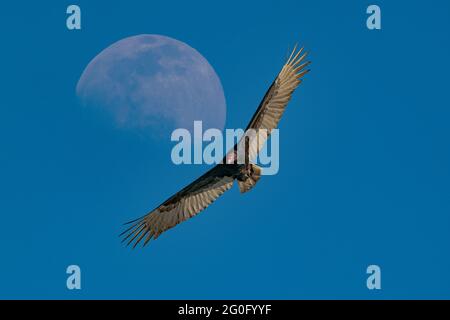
left=76, top=34, right=226, bottom=137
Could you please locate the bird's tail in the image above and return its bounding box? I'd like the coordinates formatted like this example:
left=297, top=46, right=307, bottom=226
left=238, top=164, right=262, bottom=193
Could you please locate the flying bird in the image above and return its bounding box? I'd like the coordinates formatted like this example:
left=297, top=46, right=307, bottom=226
left=121, top=45, right=310, bottom=247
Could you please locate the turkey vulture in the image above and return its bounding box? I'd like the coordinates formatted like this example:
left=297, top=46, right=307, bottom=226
left=121, top=45, right=310, bottom=247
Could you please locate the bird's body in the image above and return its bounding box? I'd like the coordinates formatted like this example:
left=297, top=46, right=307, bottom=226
left=121, top=45, right=310, bottom=247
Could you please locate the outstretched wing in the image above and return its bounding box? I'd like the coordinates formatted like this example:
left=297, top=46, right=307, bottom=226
left=238, top=46, right=310, bottom=162
left=121, top=165, right=236, bottom=247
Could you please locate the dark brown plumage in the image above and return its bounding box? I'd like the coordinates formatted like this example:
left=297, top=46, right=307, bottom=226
left=121, top=45, right=310, bottom=247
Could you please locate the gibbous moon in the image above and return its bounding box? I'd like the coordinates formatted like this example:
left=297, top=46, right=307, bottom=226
left=76, top=34, right=226, bottom=137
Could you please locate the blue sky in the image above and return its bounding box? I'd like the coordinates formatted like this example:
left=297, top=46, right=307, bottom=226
left=1, top=0, right=450, bottom=299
